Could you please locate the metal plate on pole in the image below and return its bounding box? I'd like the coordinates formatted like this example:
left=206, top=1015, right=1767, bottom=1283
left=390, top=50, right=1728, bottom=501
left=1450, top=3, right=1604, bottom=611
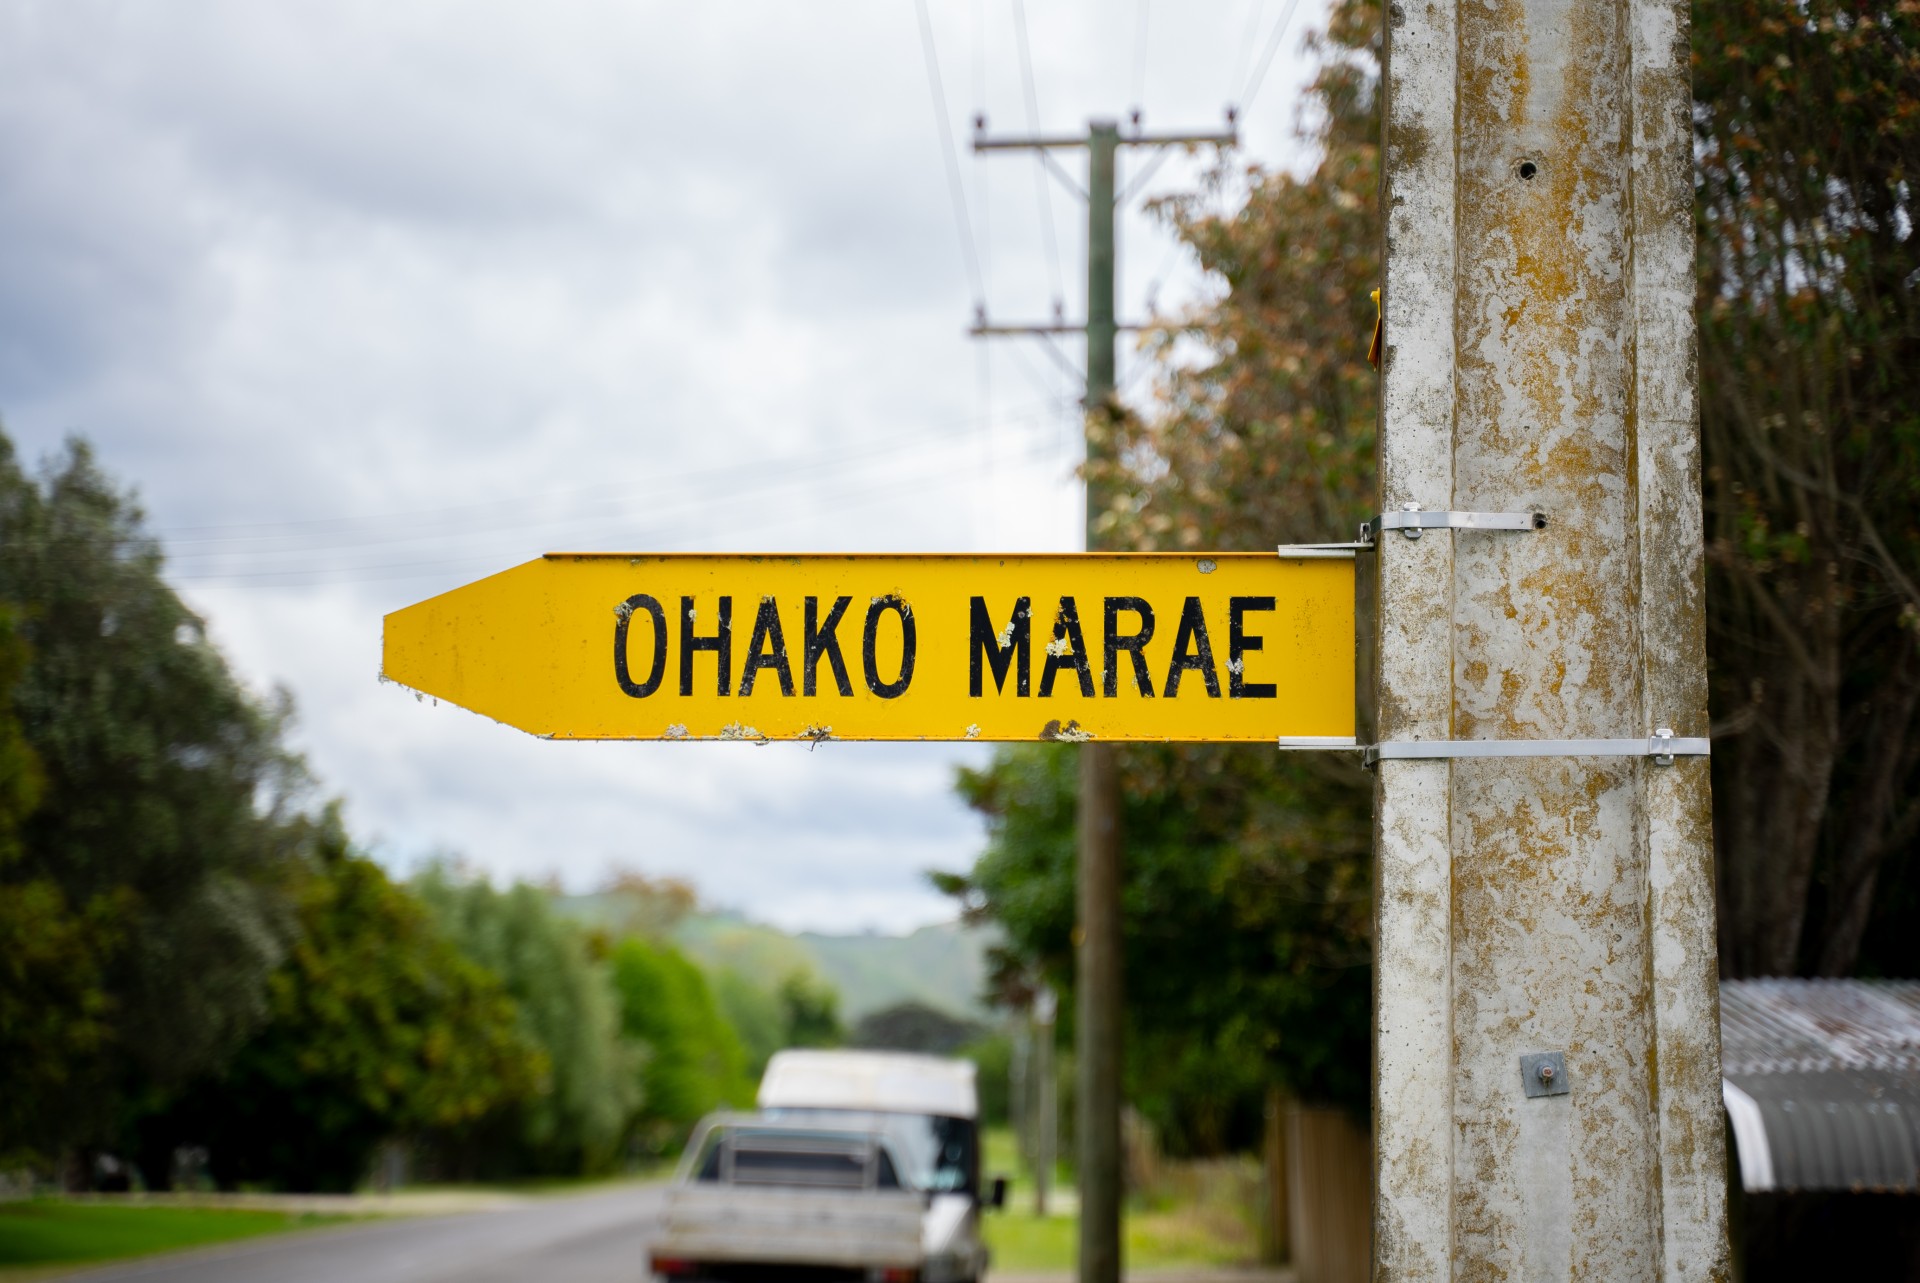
left=382, top=552, right=1354, bottom=743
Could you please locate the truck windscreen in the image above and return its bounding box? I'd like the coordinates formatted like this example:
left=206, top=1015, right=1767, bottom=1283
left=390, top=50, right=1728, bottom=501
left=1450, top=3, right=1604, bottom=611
left=761, top=1110, right=977, bottom=1196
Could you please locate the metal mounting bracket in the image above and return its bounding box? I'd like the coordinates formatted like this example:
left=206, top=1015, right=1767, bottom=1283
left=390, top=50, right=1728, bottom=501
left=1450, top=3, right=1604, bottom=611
left=1275, top=506, right=1548, bottom=557
left=1361, top=728, right=1708, bottom=769
left=1368, top=504, right=1549, bottom=541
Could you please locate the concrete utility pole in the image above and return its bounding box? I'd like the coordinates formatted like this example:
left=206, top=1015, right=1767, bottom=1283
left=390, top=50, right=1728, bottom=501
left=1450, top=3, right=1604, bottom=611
left=972, top=116, right=1234, bottom=1283
left=1372, top=0, right=1729, bottom=1272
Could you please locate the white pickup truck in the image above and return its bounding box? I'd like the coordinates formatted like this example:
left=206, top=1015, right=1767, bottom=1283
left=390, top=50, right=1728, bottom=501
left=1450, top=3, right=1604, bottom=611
left=650, top=1050, right=1005, bottom=1283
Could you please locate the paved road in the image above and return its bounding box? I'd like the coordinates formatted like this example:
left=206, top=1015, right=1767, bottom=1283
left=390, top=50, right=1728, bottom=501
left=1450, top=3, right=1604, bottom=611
left=67, top=1183, right=667, bottom=1283
left=52, top=1187, right=1297, bottom=1283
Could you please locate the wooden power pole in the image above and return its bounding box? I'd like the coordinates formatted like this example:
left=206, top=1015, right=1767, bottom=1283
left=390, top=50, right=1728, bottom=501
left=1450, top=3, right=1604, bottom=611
left=1371, top=0, right=1730, bottom=1273
left=1033, top=984, right=1057, bottom=1217
left=971, top=116, right=1234, bottom=1283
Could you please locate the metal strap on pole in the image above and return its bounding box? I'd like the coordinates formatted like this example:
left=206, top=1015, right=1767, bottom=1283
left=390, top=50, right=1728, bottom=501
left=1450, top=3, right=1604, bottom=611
left=1276, top=507, right=1548, bottom=558
left=1361, top=730, right=1709, bottom=768
left=1369, top=507, right=1548, bottom=538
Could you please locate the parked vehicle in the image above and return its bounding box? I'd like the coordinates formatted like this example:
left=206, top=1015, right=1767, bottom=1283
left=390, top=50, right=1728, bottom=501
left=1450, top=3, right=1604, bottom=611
left=651, top=1050, right=1005, bottom=1283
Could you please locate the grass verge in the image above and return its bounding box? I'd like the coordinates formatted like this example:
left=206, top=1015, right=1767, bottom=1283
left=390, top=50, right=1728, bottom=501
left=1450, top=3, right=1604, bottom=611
left=980, top=1128, right=1259, bottom=1273
left=0, top=1201, right=350, bottom=1273
left=984, top=1206, right=1256, bottom=1273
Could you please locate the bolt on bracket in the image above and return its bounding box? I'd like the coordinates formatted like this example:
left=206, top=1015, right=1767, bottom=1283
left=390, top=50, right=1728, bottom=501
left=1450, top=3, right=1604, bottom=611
left=1361, top=729, right=1708, bottom=769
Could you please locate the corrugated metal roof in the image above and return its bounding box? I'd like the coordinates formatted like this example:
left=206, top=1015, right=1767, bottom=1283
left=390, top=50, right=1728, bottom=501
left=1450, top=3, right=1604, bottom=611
left=1722, top=978, right=1920, bottom=1074
left=1722, top=979, right=1920, bottom=1193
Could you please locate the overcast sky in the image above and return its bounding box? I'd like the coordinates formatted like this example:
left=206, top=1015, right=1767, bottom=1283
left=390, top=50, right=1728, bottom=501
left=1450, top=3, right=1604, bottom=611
left=0, top=0, right=1326, bottom=932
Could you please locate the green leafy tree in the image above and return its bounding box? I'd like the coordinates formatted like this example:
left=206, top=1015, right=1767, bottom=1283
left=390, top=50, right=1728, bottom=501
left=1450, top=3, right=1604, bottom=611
left=711, top=967, right=788, bottom=1079
left=851, top=1002, right=983, bottom=1056
left=0, top=604, right=121, bottom=1168
left=1096, top=0, right=1381, bottom=560
left=778, top=970, right=846, bottom=1049
left=414, top=869, right=638, bottom=1175
left=1692, top=0, right=1920, bottom=977
left=948, top=744, right=1368, bottom=1148
left=0, top=609, right=40, bottom=869
left=610, top=937, right=752, bottom=1149
left=0, top=434, right=312, bottom=1162
left=959, top=1033, right=1013, bottom=1129
left=139, top=822, right=545, bottom=1191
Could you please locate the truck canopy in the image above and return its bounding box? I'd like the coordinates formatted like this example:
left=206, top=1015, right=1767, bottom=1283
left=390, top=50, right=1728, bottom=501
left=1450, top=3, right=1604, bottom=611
left=758, top=1050, right=978, bottom=1120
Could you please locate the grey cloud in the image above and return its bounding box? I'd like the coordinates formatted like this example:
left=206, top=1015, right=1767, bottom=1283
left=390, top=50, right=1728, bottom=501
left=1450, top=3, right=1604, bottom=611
left=1, top=0, right=1326, bottom=930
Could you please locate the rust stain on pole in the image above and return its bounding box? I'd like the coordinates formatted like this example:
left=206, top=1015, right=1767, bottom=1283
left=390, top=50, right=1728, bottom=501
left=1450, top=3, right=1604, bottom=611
left=1374, top=0, right=1729, bottom=1269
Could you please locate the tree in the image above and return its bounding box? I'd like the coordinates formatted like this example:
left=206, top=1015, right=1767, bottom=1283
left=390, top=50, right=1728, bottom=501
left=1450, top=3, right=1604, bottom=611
left=958, top=1033, right=1013, bottom=1129
left=414, top=869, right=638, bottom=1175
left=949, top=744, right=1368, bottom=1149
left=711, top=967, right=788, bottom=1079
left=610, top=935, right=752, bottom=1151
left=0, top=604, right=120, bottom=1169
left=139, top=821, right=544, bottom=1192
left=0, top=433, right=313, bottom=1162
left=1692, top=0, right=1920, bottom=977
left=0, top=609, right=40, bottom=870
left=777, top=970, right=846, bottom=1049
left=851, top=1002, right=983, bottom=1056
left=599, top=867, right=700, bottom=940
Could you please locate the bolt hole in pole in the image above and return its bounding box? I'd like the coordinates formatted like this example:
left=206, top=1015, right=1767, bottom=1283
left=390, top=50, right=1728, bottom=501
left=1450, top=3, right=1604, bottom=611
left=1518, top=160, right=1539, bottom=180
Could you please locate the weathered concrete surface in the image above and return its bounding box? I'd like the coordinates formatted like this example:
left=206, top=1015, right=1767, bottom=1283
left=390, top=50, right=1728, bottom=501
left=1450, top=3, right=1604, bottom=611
left=1372, top=0, right=1459, bottom=1273
left=1373, top=0, right=1730, bottom=1270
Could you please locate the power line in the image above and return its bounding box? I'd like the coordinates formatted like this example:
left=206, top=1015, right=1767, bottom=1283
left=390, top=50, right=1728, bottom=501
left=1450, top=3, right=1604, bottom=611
left=1000, top=336, right=1078, bottom=408
left=1009, top=0, right=1066, bottom=311
left=172, top=443, right=1042, bottom=584
left=162, top=446, right=945, bottom=554
left=150, top=400, right=1061, bottom=546
left=1140, top=228, right=1192, bottom=319
left=1130, top=0, right=1151, bottom=113
left=1240, top=0, right=1306, bottom=113
left=970, top=0, right=991, bottom=294
left=162, top=425, right=1080, bottom=589
left=913, top=0, right=987, bottom=308
left=971, top=0, right=988, bottom=111
left=155, top=408, right=1072, bottom=571
left=1228, top=0, right=1271, bottom=110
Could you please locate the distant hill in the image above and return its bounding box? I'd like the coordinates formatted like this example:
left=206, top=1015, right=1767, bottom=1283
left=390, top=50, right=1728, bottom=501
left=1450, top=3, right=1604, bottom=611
left=554, top=894, right=994, bottom=1022
left=674, top=914, right=994, bottom=1021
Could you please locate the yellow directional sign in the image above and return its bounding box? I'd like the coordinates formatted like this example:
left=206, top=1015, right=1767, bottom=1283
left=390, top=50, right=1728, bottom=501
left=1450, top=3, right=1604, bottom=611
left=382, top=553, right=1354, bottom=743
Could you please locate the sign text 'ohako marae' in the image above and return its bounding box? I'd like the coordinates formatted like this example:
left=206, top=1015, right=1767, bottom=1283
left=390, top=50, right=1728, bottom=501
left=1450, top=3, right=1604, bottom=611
left=381, top=553, right=1354, bottom=743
